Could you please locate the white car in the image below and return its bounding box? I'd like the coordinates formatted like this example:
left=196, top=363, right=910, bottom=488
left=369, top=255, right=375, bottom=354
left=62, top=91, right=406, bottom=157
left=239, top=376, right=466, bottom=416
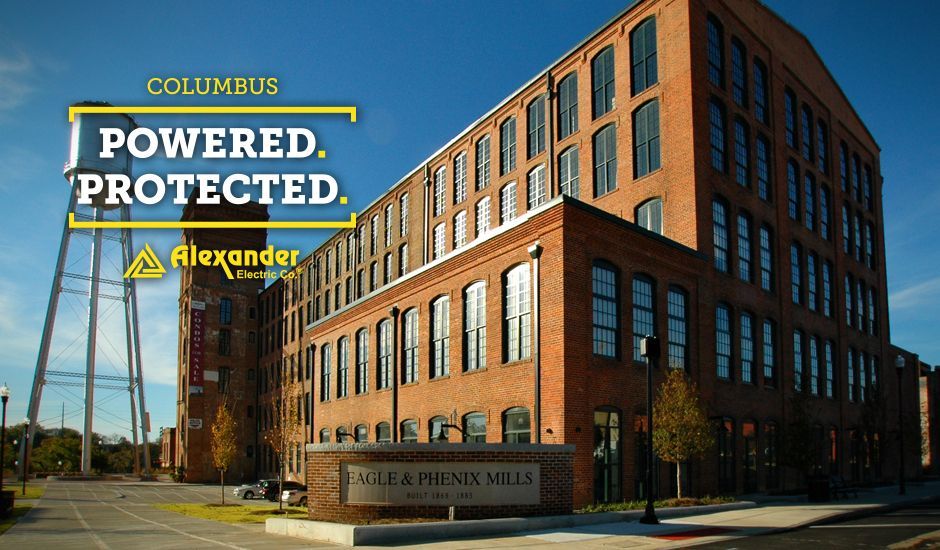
left=232, top=480, right=271, bottom=500
left=281, top=485, right=308, bottom=507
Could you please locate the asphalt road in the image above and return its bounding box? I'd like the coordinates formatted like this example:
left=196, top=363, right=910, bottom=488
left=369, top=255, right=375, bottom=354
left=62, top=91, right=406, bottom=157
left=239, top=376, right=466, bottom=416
left=696, top=502, right=940, bottom=549
left=2, top=480, right=335, bottom=549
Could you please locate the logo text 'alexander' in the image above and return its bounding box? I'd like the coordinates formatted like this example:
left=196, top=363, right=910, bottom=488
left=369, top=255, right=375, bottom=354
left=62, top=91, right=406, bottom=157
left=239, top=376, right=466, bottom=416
left=171, top=245, right=299, bottom=279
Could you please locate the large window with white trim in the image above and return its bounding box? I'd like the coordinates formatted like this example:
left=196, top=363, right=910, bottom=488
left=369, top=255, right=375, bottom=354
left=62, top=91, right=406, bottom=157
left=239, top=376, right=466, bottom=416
left=558, top=73, right=578, bottom=139
left=464, top=282, right=486, bottom=371
left=667, top=286, right=687, bottom=369
left=500, top=118, right=516, bottom=175
left=633, top=100, right=660, bottom=177
left=527, top=96, right=546, bottom=158
left=403, top=309, right=418, bottom=384
left=527, top=165, right=546, bottom=210
left=504, top=265, right=531, bottom=362
left=500, top=182, right=517, bottom=224
left=592, top=46, right=615, bottom=118
left=431, top=296, right=450, bottom=378
left=355, top=328, right=369, bottom=394
left=453, top=151, right=467, bottom=204
left=475, top=135, right=490, bottom=191
left=475, top=197, right=491, bottom=237
left=337, top=337, right=348, bottom=398
left=559, top=146, right=580, bottom=198
left=434, top=166, right=446, bottom=217
left=593, top=124, right=617, bottom=197
left=377, top=320, right=391, bottom=390
left=630, top=17, right=657, bottom=95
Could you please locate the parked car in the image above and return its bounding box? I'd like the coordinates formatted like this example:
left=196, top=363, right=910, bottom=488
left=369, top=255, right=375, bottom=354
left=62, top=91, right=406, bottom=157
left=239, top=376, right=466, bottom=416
left=232, top=480, right=273, bottom=500
left=281, top=485, right=308, bottom=507
left=258, top=479, right=280, bottom=501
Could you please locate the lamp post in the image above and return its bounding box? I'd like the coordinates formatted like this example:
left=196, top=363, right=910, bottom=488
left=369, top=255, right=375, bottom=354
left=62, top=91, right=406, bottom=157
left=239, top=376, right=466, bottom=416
left=895, top=354, right=905, bottom=495
left=21, top=418, right=29, bottom=496
left=1, top=384, right=9, bottom=494
left=639, top=336, right=660, bottom=525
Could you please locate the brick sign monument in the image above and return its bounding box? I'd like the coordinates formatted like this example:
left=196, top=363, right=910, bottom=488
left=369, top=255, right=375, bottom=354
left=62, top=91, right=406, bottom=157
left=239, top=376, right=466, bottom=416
left=306, top=443, right=574, bottom=522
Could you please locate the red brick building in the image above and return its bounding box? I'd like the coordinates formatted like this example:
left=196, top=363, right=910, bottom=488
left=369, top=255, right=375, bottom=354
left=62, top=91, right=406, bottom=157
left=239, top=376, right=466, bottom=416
left=175, top=199, right=268, bottom=483
left=178, top=0, right=924, bottom=506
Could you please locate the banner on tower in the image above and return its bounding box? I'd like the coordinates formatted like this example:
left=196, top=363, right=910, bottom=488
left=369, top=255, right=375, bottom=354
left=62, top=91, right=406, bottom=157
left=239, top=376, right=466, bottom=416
left=189, top=300, right=206, bottom=394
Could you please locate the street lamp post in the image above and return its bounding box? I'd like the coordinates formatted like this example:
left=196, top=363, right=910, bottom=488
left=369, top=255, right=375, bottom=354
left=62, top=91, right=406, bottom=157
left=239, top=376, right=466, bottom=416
left=1, top=384, right=9, bottom=494
left=895, top=354, right=906, bottom=496
left=21, top=418, right=29, bottom=496
left=640, top=336, right=660, bottom=525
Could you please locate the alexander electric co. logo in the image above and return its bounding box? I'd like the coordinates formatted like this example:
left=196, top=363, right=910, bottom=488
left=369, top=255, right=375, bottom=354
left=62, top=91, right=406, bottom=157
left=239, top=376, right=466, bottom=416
left=124, top=244, right=300, bottom=280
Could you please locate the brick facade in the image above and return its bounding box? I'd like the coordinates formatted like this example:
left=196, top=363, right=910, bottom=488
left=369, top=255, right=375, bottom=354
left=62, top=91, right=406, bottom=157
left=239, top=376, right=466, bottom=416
left=176, top=0, right=925, bottom=509
left=305, top=443, right=573, bottom=522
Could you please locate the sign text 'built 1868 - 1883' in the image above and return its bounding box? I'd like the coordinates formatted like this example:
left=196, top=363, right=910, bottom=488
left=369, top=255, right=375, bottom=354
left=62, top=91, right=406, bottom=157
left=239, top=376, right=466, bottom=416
left=340, top=462, right=540, bottom=506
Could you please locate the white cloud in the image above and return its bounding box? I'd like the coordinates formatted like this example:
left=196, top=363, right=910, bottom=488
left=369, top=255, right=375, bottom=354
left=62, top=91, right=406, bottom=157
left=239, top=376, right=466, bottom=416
left=0, top=50, right=34, bottom=113
left=890, top=276, right=940, bottom=311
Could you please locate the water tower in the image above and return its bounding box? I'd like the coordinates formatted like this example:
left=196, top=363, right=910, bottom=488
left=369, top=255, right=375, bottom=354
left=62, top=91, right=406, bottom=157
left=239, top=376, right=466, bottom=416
left=23, top=102, right=152, bottom=476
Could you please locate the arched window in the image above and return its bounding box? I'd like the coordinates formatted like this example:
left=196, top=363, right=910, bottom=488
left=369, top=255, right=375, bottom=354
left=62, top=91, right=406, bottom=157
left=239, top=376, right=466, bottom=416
left=500, top=117, right=516, bottom=175
left=403, top=309, right=418, bottom=384
left=355, top=328, right=369, bottom=394
left=666, top=286, right=688, bottom=369
left=429, top=416, right=449, bottom=442
left=453, top=210, right=467, bottom=248
left=355, top=424, right=368, bottom=443
left=337, top=337, right=349, bottom=398
left=504, top=264, right=531, bottom=362
left=632, top=274, right=655, bottom=362
left=336, top=426, right=349, bottom=442
left=431, top=296, right=450, bottom=378
left=633, top=100, right=660, bottom=178
left=376, top=422, right=391, bottom=443
left=400, top=420, right=418, bottom=443
left=433, top=223, right=445, bottom=260
left=320, top=343, right=331, bottom=402
left=500, top=182, right=517, bottom=223
left=502, top=407, right=531, bottom=443
left=475, top=197, right=491, bottom=236
left=453, top=151, right=467, bottom=204
left=592, top=46, right=615, bottom=118
left=475, top=136, right=491, bottom=190
left=753, top=58, right=769, bottom=124
left=716, top=303, right=732, bottom=379
left=805, top=172, right=816, bottom=231
left=558, top=146, right=580, bottom=198
left=433, top=165, right=446, bottom=217
left=737, top=211, right=753, bottom=282
left=636, top=198, right=662, bottom=235
left=377, top=319, right=391, bottom=389
left=742, top=420, right=757, bottom=492
left=464, top=281, right=487, bottom=371
left=756, top=134, right=771, bottom=200
left=463, top=412, right=486, bottom=443
left=592, top=260, right=619, bottom=358
left=801, top=105, right=814, bottom=162
left=733, top=118, right=749, bottom=186
left=793, top=330, right=804, bottom=392
left=790, top=242, right=803, bottom=305
left=709, top=99, right=726, bottom=172
left=527, top=95, right=546, bottom=158
left=784, top=88, right=797, bottom=148
left=557, top=72, right=578, bottom=139
left=319, top=428, right=330, bottom=443
left=712, top=198, right=729, bottom=272
left=630, top=17, right=657, bottom=95
left=383, top=252, right=392, bottom=284
left=527, top=164, right=547, bottom=209
left=706, top=15, right=724, bottom=87
left=730, top=37, right=747, bottom=106
left=740, top=312, right=754, bottom=383
left=593, top=124, right=617, bottom=197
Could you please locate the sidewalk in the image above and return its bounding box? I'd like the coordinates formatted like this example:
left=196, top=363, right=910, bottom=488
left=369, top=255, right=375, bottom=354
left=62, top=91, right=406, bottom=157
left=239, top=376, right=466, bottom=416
left=353, top=481, right=940, bottom=549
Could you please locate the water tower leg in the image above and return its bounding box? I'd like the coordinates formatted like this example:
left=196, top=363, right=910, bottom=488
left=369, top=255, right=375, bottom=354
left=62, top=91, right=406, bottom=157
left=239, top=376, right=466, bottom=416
left=24, top=189, right=80, bottom=477
left=124, top=207, right=152, bottom=475
left=121, top=207, right=141, bottom=475
left=81, top=207, right=104, bottom=476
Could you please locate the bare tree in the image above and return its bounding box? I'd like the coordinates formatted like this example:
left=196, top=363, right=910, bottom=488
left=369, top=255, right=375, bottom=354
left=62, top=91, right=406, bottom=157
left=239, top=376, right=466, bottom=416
left=264, top=381, right=302, bottom=511
left=210, top=395, right=237, bottom=505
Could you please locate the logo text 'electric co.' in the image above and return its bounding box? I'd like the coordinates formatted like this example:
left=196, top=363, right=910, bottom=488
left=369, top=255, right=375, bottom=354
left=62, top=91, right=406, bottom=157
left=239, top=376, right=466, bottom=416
left=125, top=244, right=299, bottom=280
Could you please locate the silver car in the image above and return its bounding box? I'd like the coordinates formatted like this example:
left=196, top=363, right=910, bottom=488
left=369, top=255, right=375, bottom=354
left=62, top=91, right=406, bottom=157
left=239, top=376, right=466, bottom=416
left=233, top=480, right=271, bottom=500
left=281, top=485, right=308, bottom=507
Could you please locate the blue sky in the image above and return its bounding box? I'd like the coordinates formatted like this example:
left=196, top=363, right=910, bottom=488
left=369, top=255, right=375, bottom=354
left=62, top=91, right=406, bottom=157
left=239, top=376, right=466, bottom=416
left=1, top=1, right=938, bottom=440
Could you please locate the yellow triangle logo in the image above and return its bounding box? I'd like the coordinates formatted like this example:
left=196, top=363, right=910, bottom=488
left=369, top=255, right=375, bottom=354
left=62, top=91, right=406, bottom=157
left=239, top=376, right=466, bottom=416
left=124, top=244, right=167, bottom=279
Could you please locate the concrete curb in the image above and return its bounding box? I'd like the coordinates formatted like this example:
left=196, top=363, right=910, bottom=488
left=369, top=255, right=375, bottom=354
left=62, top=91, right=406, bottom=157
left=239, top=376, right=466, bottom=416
left=266, top=501, right=756, bottom=546
left=888, top=528, right=940, bottom=550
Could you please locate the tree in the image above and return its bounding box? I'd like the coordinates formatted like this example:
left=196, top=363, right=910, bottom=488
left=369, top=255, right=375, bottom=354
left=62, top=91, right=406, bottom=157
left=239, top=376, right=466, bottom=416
left=781, top=392, right=819, bottom=485
left=210, top=395, right=238, bottom=504
left=264, top=381, right=302, bottom=511
left=652, top=369, right=714, bottom=498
